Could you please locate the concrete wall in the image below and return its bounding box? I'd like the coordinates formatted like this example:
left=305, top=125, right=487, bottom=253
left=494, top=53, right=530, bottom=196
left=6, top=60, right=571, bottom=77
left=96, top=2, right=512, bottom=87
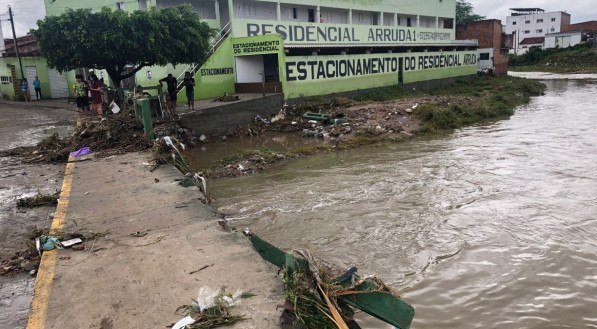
left=179, top=94, right=284, bottom=135
left=544, top=33, right=583, bottom=49
left=562, top=21, right=597, bottom=33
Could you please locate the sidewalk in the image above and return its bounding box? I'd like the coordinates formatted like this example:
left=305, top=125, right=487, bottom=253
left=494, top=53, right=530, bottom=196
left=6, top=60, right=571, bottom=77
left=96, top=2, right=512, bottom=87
left=27, top=152, right=283, bottom=328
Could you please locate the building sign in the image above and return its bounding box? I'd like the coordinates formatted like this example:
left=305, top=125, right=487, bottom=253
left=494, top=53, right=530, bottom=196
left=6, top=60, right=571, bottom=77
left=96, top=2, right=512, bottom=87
left=285, top=52, right=477, bottom=81
left=232, top=20, right=453, bottom=45
left=200, top=67, right=234, bottom=76
left=232, top=35, right=283, bottom=56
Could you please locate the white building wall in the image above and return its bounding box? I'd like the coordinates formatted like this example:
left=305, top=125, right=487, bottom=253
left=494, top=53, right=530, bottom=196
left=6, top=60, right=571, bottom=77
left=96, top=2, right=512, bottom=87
left=352, top=10, right=374, bottom=25
left=233, top=0, right=277, bottom=20
left=320, top=7, right=349, bottom=24
left=0, top=20, right=4, bottom=55
left=280, top=4, right=311, bottom=22
left=383, top=13, right=394, bottom=26
left=544, top=35, right=556, bottom=48
left=419, top=16, right=435, bottom=28
left=544, top=32, right=583, bottom=49
left=478, top=47, right=493, bottom=70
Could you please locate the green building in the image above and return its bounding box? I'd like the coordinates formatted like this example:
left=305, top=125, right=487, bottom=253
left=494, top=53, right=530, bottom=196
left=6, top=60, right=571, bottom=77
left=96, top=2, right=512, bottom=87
left=1, top=0, right=477, bottom=101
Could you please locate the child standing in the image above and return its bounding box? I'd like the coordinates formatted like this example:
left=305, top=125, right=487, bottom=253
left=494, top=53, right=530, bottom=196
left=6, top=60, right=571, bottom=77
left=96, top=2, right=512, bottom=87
left=74, top=74, right=89, bottom=120
left=20, top=79, right=31, bottom=102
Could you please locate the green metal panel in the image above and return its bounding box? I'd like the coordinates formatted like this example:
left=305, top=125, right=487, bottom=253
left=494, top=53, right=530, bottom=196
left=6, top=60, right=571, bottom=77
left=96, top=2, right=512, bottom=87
left=135, top=98, right=155, bottom=139
left=248, top=235, right=415, bottom=329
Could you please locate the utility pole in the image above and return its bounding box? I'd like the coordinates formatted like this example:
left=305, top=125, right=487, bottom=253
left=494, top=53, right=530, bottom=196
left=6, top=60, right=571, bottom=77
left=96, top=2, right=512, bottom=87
left=8, top=5, right=24, bottom=80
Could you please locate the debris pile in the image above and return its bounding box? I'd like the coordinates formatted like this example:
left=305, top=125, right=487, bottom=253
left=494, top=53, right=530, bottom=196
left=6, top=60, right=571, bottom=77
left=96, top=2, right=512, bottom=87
left=2, top=105, right=153, bottom=163
left=16, top=192, right=59, bottom=208
left=245, top=232, right=414, bottom=329
left=206, top=148, right=289, bottom=178
left=152, top=136, right=210, bottom=202
left=0, top=231, right=105, bottom=276
left=173, top=287, right=246, bottom=329
left=213, top=94, right=240, bottom=102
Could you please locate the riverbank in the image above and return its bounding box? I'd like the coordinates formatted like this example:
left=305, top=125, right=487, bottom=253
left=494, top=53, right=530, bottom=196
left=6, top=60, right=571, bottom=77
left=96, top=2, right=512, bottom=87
left=197, top=76, right=546, bottom=178
left=509, top=44, right=597, bottom=74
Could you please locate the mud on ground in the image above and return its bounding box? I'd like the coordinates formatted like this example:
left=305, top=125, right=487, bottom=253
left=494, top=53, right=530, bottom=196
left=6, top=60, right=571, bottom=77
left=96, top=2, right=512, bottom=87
left=0, top=101, right=75, bottom=328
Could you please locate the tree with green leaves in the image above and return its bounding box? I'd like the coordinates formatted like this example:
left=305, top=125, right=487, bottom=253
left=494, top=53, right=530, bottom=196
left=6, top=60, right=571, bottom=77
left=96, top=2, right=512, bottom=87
left=456, top=0, right=485, bottom=25
left=34, top=5, right=214, bottom=87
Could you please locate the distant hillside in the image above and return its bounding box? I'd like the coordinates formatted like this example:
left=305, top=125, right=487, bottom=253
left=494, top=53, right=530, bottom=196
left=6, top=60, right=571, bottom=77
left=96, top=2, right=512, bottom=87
left=509, top=44, right=597, bottom=74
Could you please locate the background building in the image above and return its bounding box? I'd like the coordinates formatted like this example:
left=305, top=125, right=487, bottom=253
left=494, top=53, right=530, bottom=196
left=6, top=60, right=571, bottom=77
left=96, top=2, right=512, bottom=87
left=2, top=0, right=479, bottom=101
left=456, top=19, right=510, bottom=76
left=505, top=8, right=570, bottom=54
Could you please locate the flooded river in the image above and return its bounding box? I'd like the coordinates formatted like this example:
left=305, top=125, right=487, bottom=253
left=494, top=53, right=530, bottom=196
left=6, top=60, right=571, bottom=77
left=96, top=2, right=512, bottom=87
left=207, top=76, right=597, bottom=328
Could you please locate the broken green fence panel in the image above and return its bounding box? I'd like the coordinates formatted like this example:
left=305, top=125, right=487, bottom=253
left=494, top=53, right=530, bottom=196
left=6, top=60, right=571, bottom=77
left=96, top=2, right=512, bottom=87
left=248, top=235, right=415, bottom=329
left=135, top=98, right=155, bottom=140
left=302, top=111, right=331, bottom=123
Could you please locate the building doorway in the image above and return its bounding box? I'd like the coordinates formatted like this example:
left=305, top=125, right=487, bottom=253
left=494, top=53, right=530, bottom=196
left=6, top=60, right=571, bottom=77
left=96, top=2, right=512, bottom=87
left=234, top=54, right=282, bottom=93
left=25, top=66, right=37, bottom=94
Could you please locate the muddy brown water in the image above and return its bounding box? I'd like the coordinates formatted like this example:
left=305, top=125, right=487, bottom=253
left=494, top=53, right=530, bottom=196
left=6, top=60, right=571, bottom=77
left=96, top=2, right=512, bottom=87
left=199, top=76, right=597, bottom=328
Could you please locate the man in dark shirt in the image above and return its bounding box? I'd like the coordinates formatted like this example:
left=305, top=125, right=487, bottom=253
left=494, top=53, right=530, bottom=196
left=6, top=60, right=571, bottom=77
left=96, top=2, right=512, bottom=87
left=182, top=72, right=196, bottom=111
left=159, top=73, right=178, bottom=112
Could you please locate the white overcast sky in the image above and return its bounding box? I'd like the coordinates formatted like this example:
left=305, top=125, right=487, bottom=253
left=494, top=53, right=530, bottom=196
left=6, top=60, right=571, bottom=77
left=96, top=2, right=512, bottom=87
left=0, top=0, right=595, bottom=38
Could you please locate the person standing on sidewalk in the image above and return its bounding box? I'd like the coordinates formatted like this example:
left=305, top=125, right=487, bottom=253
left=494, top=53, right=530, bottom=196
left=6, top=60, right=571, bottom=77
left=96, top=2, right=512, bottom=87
left=20, top=79, right=31, bottom=102
left=159, top=73, right=178, bottom=114
left=74, top=74, right=89, bottom=120
left=33, top=76, right=42, bottom=100
left=183, top=72, right=195, bottom=111
left=89, top=76, right=103, bottom=117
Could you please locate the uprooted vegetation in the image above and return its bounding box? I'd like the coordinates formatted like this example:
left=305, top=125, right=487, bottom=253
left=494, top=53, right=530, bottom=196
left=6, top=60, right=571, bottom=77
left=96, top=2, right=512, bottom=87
left=1, top=106, right=152, bottom=163
left=16, top=192, right=59, bottom=208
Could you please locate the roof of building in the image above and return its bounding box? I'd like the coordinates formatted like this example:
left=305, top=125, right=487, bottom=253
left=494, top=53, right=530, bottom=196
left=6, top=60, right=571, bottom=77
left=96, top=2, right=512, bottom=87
left=519, top=37, right=545, bottom=45
left=4, top=34, right=40, bottom=57
left=510, top=8, right=545, bottom=12
left=545, top=31, right=583, bottom=37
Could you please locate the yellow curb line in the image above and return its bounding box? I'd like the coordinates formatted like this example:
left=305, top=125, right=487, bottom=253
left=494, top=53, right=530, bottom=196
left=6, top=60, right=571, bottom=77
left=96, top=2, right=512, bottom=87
left=26, top=156, right=76, bottom=329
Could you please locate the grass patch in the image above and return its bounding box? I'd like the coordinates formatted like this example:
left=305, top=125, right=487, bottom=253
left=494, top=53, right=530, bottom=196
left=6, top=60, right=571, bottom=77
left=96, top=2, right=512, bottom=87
left=509, top=44, right=597, bottom=74
left=415, top=76, right=545, bottom=133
